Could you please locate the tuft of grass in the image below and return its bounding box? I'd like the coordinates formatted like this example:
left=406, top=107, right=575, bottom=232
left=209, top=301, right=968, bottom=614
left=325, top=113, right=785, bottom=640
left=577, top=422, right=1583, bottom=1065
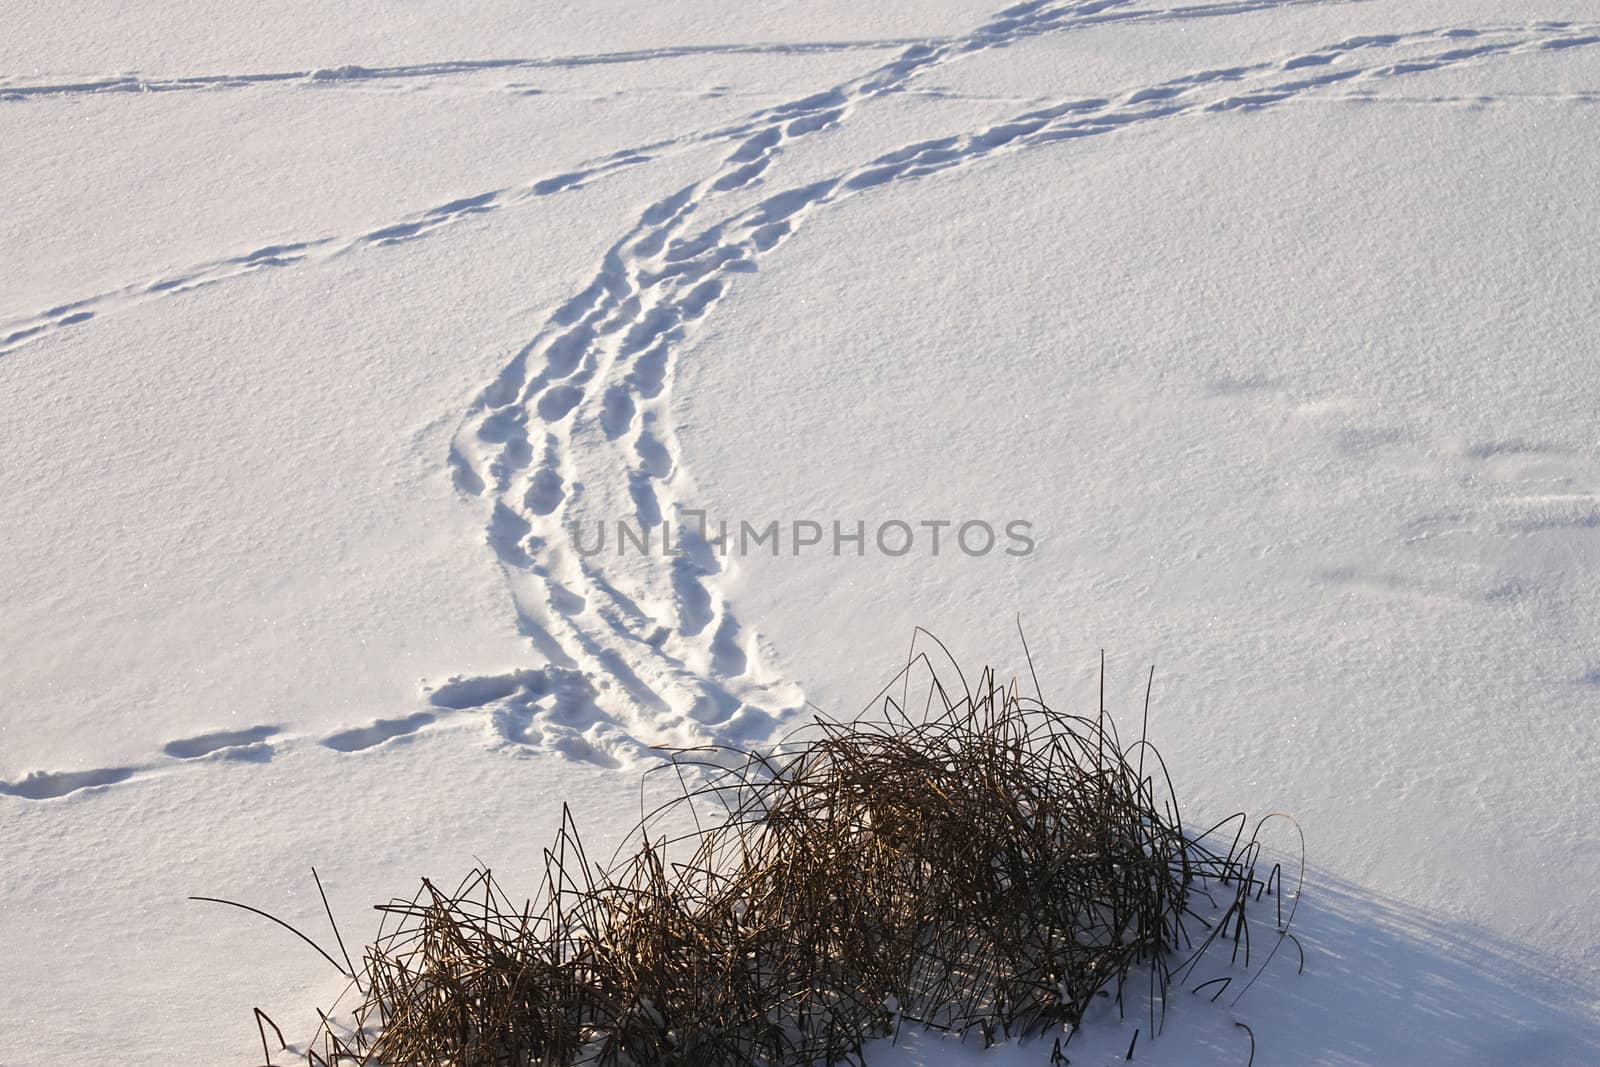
left=222, top=637, right=1301, bottom=1065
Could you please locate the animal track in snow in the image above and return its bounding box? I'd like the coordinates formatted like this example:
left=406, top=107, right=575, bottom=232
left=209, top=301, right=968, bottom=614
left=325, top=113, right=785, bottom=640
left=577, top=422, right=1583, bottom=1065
left=321, top=712, right=436, bottom=752
left=0, top=766, right=136, bottom=800
left=0, top=39, right=930, bottom=104
left=163, top=725, right=280, bottom=760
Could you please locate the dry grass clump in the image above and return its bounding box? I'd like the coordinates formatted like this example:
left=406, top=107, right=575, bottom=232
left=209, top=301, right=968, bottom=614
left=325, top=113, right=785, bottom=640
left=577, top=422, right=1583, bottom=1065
left=249, top=644, right=1300, bottom=1065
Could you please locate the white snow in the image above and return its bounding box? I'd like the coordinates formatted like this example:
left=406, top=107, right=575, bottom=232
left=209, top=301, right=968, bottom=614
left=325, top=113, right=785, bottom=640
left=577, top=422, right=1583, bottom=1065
left=4, top=1, right=1599, bottom=1064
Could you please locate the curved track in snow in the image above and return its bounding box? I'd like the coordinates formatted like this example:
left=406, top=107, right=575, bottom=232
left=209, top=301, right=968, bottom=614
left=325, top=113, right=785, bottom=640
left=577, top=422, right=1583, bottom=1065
left=6, top=0, right=1600, bottom=788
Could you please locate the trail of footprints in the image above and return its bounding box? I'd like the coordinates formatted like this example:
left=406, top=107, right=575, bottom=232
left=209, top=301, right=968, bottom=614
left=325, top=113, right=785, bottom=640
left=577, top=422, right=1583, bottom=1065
left=0, top=726, right=276, bottom=799
left=6, top=2, right=1600, bottom=795
left=444, top=14, right=1600, bottom=763
left=13, top=0, right=1595, bottom=356
left=0, top=669, right=598, bottom=797
left=0, top=40, right=933, bottom=103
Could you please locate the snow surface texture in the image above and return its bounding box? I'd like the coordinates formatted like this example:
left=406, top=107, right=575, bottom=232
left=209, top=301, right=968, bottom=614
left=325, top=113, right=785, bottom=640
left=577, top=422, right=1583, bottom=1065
left=3, top=1, right=1600, bottom=1063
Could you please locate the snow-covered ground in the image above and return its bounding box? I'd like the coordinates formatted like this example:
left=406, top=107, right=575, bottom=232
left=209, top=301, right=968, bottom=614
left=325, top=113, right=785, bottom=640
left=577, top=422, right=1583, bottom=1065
left=4, top=1, right=1599, bottom=1063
